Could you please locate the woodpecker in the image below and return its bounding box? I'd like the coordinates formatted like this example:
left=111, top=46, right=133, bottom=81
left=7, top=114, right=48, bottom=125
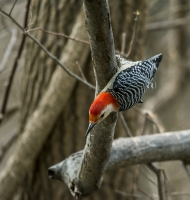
left=85, top=54, right=162, bottom=138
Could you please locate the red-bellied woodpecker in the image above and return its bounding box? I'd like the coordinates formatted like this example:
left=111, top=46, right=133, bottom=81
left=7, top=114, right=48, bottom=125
left=85, top=54, right=163, bottom=138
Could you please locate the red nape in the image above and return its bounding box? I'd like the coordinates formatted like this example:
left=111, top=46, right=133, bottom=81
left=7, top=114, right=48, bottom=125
left=89, top=92, right=119, bottom=116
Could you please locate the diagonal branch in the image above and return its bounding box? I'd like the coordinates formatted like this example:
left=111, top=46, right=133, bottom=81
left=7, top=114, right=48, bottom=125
left=9, top=0, right=18, bottom=16
left=73, top=0, right=118, bottom=198
left=126, top=11, right=140, bottom=57
left=26, top=27, right=90, bottom=45
left=147, top=163, right=166, bottom=200
left=119, top=113, right=133, bottom=137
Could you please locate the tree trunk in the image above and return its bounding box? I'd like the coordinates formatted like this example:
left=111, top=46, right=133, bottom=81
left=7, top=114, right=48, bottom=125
left=20, top=1, right=147, bottom=199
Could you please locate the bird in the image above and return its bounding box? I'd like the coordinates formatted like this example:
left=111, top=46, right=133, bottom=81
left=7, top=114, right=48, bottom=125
left=85, top=53, right=163, bottom=138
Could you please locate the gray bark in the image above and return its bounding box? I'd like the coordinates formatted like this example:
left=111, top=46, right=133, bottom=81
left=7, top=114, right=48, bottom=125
left=48, top=129, right=190, bottom=197
left=74, top=0, right=118, bottom=196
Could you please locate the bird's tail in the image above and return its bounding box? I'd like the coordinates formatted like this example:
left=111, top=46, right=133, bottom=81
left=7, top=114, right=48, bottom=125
left=147, top=53, right=163, bottom=68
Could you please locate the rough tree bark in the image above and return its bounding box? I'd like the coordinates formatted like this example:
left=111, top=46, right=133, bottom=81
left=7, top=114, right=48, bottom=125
left=48, top=129, right=190, bottom=185
left=73, top=0, right=118, bottom=197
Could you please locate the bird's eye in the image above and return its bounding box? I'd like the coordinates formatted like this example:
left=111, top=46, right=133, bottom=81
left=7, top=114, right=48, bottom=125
left=100, top=113, right=105, bottom=118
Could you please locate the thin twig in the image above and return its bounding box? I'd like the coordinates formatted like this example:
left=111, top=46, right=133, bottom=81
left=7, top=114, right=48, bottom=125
left=0, top=28, right=17, bottom=72
left=119, top=113, right=133, bottom=137
left=9, top=0, right=18, bottom=16
left=134, top=107, right=165, bottom=133
left=145, top=111, right=164, bottom=133
left=26, top=5, right=33, bottom=30
left=147, top=163, right=166, bottom=200
left=27, top=32, right=95, bottom=88
left=121, top=32, right=126, bottom=55
left=76, top=61, right=87, bottom=81
left=116, top=11, right=140, bottom=59
left=0, top=8, right=95, bottom=91
left=126, top=11, right=140, bottom=57
left=26, top=27, right=90, bottom=45
left=0, top=1, right=31, bottom=125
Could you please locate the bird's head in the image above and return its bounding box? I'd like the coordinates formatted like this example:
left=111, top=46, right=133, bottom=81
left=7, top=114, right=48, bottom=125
left=85, top=92, right=118, bottom=138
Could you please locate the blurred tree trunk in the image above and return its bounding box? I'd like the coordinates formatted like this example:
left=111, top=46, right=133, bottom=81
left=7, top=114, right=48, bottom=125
left=20, top=0, right=147, bottom=199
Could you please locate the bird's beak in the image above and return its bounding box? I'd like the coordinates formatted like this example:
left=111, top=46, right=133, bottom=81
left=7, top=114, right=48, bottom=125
left=85, top=122, right=96, bottom=138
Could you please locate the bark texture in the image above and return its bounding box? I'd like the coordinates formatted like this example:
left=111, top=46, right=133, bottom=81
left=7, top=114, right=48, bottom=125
left=48, top=129, right=190, bottom=186
left=74, top=0, right=118, bottom=196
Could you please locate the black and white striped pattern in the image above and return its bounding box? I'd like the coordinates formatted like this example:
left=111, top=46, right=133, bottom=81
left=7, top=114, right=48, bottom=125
left=107, top=54, right=162, bottom=111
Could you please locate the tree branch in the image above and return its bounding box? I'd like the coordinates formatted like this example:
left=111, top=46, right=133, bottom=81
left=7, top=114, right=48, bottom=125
left=126, top=11, right=140, bottom=57
left=26, top=27, right=90, bottom=45
left=73, top=0, right=118, bottom=197
left=48, top=130, right=190, bottom=195
left=9, top=0, right=18, bottom=15
left=147, top=163, right=166, bottom=200
left=119, top=113, right=133, bottom=137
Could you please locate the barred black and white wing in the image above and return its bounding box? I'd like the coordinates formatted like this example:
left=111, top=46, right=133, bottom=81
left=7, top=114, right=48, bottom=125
left=107, top=54, right=162, bottom=111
